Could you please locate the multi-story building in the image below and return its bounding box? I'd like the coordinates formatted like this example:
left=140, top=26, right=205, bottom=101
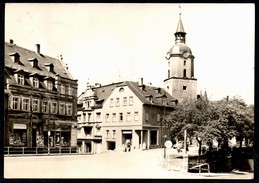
left=77, top=79, right=177, bottom=153
left=4, top=40, right=78, bottom=148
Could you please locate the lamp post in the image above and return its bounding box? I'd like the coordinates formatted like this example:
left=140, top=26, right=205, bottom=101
left=48, top=131, right=50, bottom=155
left=163, top=135, right=167, bottom=158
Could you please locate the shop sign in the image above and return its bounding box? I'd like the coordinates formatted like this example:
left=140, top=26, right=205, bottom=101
left=13, top=123, right=27, bottom=129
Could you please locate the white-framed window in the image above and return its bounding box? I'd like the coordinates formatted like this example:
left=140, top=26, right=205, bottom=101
left=129, top=96, right=133, bottom=106
left=60, top=84, right=65, bottom=94
left=66, top=103, right=72, bottom=115
left=96, top=112, right=101, bottom=122
left=112, top=130, right=116, bottom=138
left=88, top=113, right=91, bottom=122
left=17, top=74, right=24, bottom=85
left=59, top=102, right=65, bottom=115
left=123, top=97, right=127, bottom=106
left=119, top=113, right=123, bottom=122
left=47, top=80, right=53, bottom=90
left=33, top=77, right=39, bottom=88
left=116, top=98, right=120, bottom=107
left=157, top=114, right=161, bottom=122
left=51, top=101, right=57, bottom=114
left=106, top=113, right=110, bottom=123
left=32, top=99, right=39, bottom=112
left=112, top=113, right=116, bottom=122
left=106, top=130, right=109, bottom=138
left=22, top=97, right=30, bottom=111
left=110, top=98, right=114, bottom=107
left=42, top=101, right=49, bottom=113
left=12, top=96, right=20, bottom=110
left=134, top=112, right=139, bottom=121
left=126, top=112, right=131, bottom=122
left=68, top=85, right=72, bottom=95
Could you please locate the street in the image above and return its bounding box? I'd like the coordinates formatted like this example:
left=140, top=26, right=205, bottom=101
left=4, top=148, right=253, bottom=179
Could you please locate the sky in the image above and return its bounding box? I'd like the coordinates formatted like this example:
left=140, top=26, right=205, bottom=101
left=5, top=3, right=254, bottom=104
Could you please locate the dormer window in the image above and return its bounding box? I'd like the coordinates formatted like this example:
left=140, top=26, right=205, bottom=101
left=33, top=77, right=39, bottom=88
left=47, top=80, right=53, bottom=90
left=28, top=58, right=40, bottom=69
left=14, top=72, right=25, bottom=85
left=60, top=84, right=65, bottom=94
left=68, top=85, right=72, bottom=95
left=44, top=63, right=54, bottom=73
left=9, top=52, right=20, bottom=63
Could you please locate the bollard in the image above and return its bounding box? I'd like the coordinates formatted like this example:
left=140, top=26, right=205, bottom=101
left=22, top=147, right=24, bottom=156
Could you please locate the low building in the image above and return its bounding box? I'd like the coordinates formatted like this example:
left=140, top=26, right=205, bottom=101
left=77, top=79, right=177, bottom=153
left=4, top=40, right=78, bottom=148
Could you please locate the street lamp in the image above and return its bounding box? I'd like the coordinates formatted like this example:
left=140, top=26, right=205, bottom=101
left=163, top=135, right=167, bottom=158
left=48, top=131, right=50, bottom=155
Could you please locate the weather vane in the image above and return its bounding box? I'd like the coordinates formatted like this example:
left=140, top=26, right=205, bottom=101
left=179, top=5, right=182, bottom=16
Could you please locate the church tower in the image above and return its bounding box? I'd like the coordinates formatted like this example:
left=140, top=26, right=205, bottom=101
left=164, top=13, right=197, bottom=102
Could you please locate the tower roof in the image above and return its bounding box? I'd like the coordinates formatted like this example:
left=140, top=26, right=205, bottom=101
left=175, top=15, right=185, bottom=33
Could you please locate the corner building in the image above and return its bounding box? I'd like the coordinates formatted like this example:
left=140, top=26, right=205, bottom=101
left=164, top=14, right=197, bottom=102
left=4, top=40, right=78, bottom=148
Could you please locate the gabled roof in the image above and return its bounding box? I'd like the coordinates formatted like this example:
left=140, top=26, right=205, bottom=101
left=5, top=42, right=75, bottom=80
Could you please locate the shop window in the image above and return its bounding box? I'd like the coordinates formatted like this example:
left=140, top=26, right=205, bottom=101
left=13, top=129, right=27, bottom=146
left=51, top=101, right=57, bottom=114
left=22, top=97, right=30, bottom=111
left=61, top=132, right=70, bottom=147
left=119, top=113, right=123, bottom=122
left=42, top=101, right=49, bottom=113
left=59, top=103, right=65, bottom=115
left=32, top=99, right=39, bottom=112
left=150, top=130, right=158, bottom=145
left=123, top=97, right=127, bottom=106
left=126, top=112, right=131, bottom=122
left=129, top=96, right=133, bottom=106
left=12, top=96, right=20, bottom=110
left=66, top=103, right=72, bottom=115
left=134, top=112, right=139, bottom=121
left=33, top=77, right=39, bottom=88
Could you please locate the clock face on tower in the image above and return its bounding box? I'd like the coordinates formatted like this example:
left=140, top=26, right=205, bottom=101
left=183, top=52, right=189, bottom=58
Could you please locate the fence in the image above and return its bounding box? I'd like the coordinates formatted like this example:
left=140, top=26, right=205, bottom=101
left=4, top=146, right=90, bottom=156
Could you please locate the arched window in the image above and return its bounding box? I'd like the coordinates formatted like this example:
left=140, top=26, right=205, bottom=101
left=183, top=69, right=186, bottom=77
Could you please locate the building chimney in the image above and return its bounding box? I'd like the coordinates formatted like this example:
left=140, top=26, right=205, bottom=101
left=35, top=44, right=40, bottom=54
left=10, top=39, right=14, bottom=44
left=139, top=77, right=143, bottom=86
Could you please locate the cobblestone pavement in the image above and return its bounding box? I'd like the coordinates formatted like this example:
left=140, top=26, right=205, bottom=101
left=4, top=148, right=253, bottom=179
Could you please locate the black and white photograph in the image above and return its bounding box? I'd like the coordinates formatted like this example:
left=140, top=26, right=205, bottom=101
left=4, top=3, right=254, bottom=179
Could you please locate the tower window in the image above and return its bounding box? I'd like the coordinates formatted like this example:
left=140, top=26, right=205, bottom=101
left=168, top=70, right=170, bottom=78
left=183, top=69, right=186, bottom=77
left=184, top=60, right=186, bottom=66
left=183, top=86, right=187, bottom=91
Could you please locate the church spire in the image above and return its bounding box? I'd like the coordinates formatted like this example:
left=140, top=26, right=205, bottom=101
left=174, top=8, right=186, bottom=43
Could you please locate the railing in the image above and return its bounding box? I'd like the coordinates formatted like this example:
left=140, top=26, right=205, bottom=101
left=4, top=146, right=89, bottom=156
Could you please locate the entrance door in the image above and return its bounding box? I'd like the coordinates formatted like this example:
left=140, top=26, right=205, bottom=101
left=32, top=129, right=37, bottom=147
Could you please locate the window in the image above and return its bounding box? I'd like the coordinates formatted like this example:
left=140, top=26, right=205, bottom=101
left=183, top=86, right=187, bottom=91
left=66, top=103, right=72, bottom=115
left=168, top=70, right=170, bottom=78
left=60, top=84, right=65, bottom=94
left=83, top=113, right=86, bottom=121
left=184, top=60, right=186, bottom=66
left=33, top=77, right=39, bottom=88
left=51, top=101, right=57, bottom=114
left=123, top=97, right=127, bottom=106
left=150, top=130, right=158, bottom=145
left=68, top=86, right=72, bottom=95
left=119, top=113, right=123, bottom=122
left=78, top=115, right=81, bottom=122
left=32, top=99, right=39, bottom=112
left=12, top=96, right=20, bottom=110
left=157, top=114, right=161, bottom=122
left=162, top=97, right=166, bottom=105
left=134, top=112, right=139, bottom=121
left=88, top=113, right=91, bottom=122
left=22, top=98, right=30, bottom=111
left=96, top=112, right=101, bottom=122
left=42, top=101, right=48, bottom=113
left=183, top=69, right=186, bottom=77
left=110, top=98, right=114, bottom=107
left=106, top=114, right=110, bottom=123
left=145, top=113, right=149, bottom=122
left=126, top=112, right=131, bottom=122
left=59, top=103, right=65, bottom=115
left=129, top=96, right=133, bottom=106
left=112, top=130, right=116, bottom=138
left=17, top=74, right=24, bottom=85
left=106, top=130, right=109, bottom=138
left=119, top=87, right=124, bottom=92
left=112, top=113, right=116, bottom=122
left=47, top=80, right=53, bottom=90
left=116, top=98, right=120, bottom=107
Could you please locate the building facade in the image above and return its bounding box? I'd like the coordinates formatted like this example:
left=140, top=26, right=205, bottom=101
left=4, top=40, right=78, bottom=148
left=77, top=79, right=177, bottom=153
left=164, top=14, right=197, bottom=102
